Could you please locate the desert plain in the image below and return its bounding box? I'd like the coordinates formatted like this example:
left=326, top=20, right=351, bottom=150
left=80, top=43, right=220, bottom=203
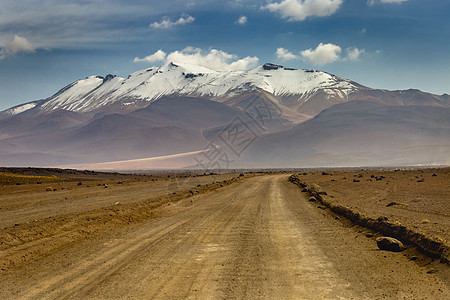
left=0, top=167, right=448, bottom=299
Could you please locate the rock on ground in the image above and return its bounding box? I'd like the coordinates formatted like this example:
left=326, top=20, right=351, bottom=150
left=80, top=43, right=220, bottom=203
left=376, top=237, right=406, bottom=252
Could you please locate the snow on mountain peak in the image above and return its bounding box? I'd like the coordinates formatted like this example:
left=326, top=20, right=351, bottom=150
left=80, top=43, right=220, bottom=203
left=36, top=62, right=360, bottom=112
left=1, top=101, right=39, bottom=117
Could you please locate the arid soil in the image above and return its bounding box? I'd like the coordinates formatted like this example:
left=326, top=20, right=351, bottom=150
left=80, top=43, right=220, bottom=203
left=291, top=168, right=449, bottom=250
left=0, top=171, right=449, bottom=299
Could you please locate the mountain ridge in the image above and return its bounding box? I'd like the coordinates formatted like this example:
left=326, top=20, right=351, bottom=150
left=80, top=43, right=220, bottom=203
left=2, top=62, right=362, bottom=116
left=0, top=62, right=448, bottom=168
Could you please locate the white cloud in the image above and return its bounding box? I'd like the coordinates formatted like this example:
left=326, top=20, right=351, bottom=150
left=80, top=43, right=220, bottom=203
left=236, top=16, right=248, bottom=25
left=150, top=14, right=195, bottom=29
left=381, top=0, right=408, bottom=2
left=0, top=35, right=35, bottom=60
left=134, top=49, right=167, bottom=63
left=346, top=47, right=365, bottom=61
left=276, top=47, right=298, bottom=60
left=368, top=0, right=407, bottom=6
left=275, top=44, right=368, bottom=65
left=264, top=0, right=343, bottom=21
left=165, top=47, right=259, bottom=71
left=300, top=43, right=341, bottom=65
left=134, top=47, right=259, bottom=71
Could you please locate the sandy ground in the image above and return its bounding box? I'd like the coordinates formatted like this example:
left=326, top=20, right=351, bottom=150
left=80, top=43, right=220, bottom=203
left=0, top=173, right=449, bottom=299
left=293, top=168, right=449, bottom=245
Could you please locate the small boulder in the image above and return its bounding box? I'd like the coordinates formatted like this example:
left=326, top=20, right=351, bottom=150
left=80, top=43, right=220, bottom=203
left=309, top=183, right=325, bottom=194
left=376, top=237, right=405, bottom=252
left=308, top=196, right=316, bottom=202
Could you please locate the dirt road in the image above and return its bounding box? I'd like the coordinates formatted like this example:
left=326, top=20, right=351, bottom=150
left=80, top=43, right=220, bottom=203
left=1, top=175, right=448, bottom=299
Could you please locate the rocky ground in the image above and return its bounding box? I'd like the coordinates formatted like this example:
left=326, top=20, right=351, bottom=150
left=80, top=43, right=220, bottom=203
left=290, top=168, right=449, bottom=262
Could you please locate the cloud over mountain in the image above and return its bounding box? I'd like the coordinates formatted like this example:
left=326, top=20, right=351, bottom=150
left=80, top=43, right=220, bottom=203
left=134, top=49, right=167, bottom=63
left=275, top=44, right=365, bottom=65
left=300, top=43, right=341, bottom=65
left=134, top=47, right=259, bottom=71
left=276, top=48, right=298, bottom=60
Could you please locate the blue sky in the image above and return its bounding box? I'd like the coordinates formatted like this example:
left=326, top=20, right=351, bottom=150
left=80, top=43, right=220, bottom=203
left=0, top=0, right=449, bottom=111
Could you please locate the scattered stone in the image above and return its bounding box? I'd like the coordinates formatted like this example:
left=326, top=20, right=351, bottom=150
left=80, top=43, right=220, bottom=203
left=386, top=202, right=407, bottom=207
left=366, top=233, right=374, bottom=238
left=321, top=172, right=329, bottom=175
left=77, top=181, right=82, bottom=186
left=308, top=196, right=316, bottom=202
left=309, top=183, right=326, bottom=195
left=353, top=179, right=360, bottom=182
left=301, top=188, right=308, bottom=192
left=409, top=256, right=418, bottom=261
left=427, top=268, right=438, bottom=274
left=421, top=219, right=430, bottom=224
left=432, top=173, right=437, bottom=177
left=376, top=237, right=406, bottom=252
left=417, top=179, right=425, bottom=182
left=117, top=181, right=124, bottom=184
left=317, top=205, right=327, bottom=210
left=46, top=187, right=53, bottom=192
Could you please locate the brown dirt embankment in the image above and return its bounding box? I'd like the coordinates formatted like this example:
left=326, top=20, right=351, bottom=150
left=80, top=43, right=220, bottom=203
left=289, top=168, right=450, bottom=263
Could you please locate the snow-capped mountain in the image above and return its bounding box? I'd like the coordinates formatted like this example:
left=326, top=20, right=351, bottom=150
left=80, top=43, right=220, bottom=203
left=0, top=62, right=448, bottom=168
left=16, top=63, right=361, bottom=114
